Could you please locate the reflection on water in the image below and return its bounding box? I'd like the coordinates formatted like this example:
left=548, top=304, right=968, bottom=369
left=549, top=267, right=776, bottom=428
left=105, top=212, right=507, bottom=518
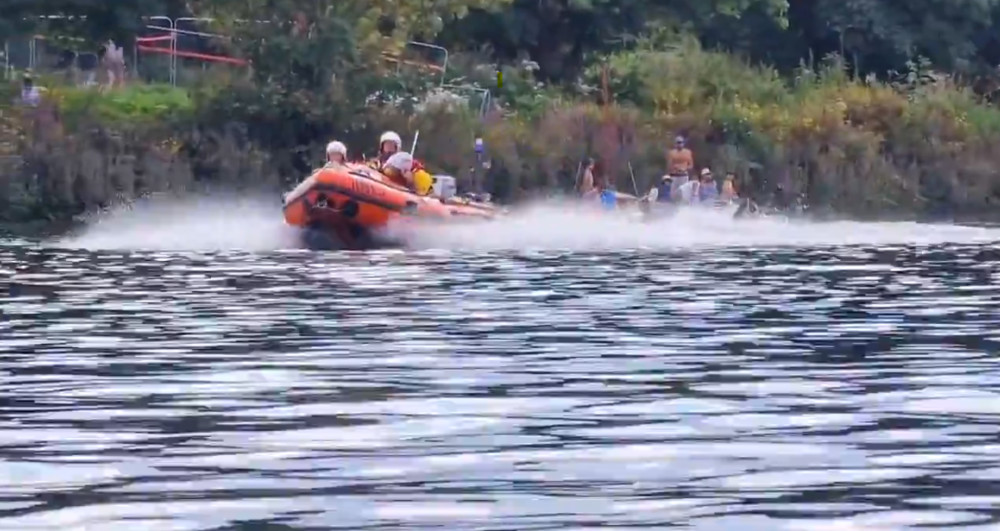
left=3, top=243, right=1000, bottom=530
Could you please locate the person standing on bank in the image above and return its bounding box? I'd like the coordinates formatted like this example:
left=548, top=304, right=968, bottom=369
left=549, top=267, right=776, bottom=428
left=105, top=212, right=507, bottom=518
left=660, top=135, right=694, bottom=202
left=18, top=73, right=41, bottom=106
left=720, top=173, right=738, bottom=203
left=578, top=158, right=597, bottom=197
left=100, top=39, right=126, bottom=90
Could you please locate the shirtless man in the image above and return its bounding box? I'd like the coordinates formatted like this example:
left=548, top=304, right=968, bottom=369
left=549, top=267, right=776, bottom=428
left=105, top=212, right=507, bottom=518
left=578, top=158, right=597, bottom=198
left=664, top=135, right=694, bottom=202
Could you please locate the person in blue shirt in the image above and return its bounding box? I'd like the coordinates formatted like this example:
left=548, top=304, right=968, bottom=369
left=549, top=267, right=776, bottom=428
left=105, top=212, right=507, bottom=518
left=600, top=184, right=617, bottom=210
left=656, top=175, right=673, bottom=202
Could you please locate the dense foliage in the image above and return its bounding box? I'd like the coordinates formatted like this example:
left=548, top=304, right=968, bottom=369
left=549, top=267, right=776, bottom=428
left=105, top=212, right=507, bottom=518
left=0, top=0, right=187, bottom=45
left=5, top=0, right=998, bottom=84
left=3, top=0, right=1000, bottom=223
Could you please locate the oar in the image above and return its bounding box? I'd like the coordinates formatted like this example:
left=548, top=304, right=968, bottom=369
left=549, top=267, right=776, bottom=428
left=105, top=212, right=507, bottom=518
left=627, top=161, right=640, bottom=197
left=410, top=130, right=420, bottom=154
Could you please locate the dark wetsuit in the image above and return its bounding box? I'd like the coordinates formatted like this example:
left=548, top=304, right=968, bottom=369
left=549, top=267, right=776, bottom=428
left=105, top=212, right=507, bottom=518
left=771, top=185, right=792, bottom=211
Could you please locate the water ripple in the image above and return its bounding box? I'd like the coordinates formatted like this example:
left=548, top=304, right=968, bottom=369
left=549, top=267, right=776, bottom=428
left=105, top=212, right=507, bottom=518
left=2, top=242, right=1000, bottom=529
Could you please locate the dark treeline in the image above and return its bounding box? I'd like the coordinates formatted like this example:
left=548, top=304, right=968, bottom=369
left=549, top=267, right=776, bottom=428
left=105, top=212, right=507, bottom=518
left=441, top=0, right=1000, bottom=93
left=5, top=0, right=999, bottom=93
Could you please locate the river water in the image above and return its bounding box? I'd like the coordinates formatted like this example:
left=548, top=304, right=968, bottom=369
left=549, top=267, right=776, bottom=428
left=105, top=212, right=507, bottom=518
left=3, top=201, right=1000, bottom=530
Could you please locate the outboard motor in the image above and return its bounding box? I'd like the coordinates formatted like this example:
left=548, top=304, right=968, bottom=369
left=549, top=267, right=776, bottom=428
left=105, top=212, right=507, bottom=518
left=432, top=175, right=457, bottom=200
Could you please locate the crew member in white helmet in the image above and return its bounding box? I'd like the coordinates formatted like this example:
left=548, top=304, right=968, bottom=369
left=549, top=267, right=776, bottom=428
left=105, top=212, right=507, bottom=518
left=373, top=131, right=401, bottom=168
left=325, top=140, right=347, bottom=165
left=381, top=151, right=415, bottom=190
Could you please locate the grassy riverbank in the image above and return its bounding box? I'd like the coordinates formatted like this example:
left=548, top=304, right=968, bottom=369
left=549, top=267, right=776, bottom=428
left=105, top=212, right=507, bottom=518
left=4, top=40, right=1000, bottom=225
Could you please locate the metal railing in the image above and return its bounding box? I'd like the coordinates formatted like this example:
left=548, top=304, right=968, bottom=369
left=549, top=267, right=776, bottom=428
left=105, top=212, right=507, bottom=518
left=2, top=15, right=496, bottom=119
left=140, top=16, right=175, bottom=84
left=0, top=16, right=241, bottom=85
left=382, top=41, right=449, bottom=86
left=2, top=34, right=100, bottom=84
left=441, top=84, right=493, bottom=117
left=384, top=41, right=495, bottom=117
left=136, top=17, right=245, bottom=85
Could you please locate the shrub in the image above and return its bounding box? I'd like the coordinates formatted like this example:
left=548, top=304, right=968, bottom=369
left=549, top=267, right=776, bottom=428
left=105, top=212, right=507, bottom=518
left=7, top=33, right=1000, bottom=223
left=49, top=83, right=194, bottom=127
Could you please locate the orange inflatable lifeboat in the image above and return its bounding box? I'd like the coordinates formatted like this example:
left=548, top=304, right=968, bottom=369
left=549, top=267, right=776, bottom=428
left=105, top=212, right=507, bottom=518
left=282, top=162, right=500, bottom=249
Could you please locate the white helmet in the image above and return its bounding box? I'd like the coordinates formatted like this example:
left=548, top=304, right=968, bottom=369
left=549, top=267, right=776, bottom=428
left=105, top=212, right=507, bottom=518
left=326, top=141, right=347, bottom=156
left=384, top=151, right=413, bottom=172
left=379, top=131, right=402, bottom=149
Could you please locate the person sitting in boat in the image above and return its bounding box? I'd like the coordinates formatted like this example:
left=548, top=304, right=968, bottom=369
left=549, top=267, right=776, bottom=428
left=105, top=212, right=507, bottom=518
left=720, top=173, right=738, bottom=203
left=373, top=131, right=402, bottom=168
left=771, top=183, right=792, bottom=211
left=578, top=158, right=596, bottom=197
left=410, top=158, right=434, bottom=196
left=675, top=173, right=699, bottom=204
left=599, top=182, right=618, bottom=211
left=380, top=151, right=434, bottom=196
left=697, top=168, right=719, bottom=204
left=655, top=175, right=672, bottom=203
left=381, top=151, right=414, bottom=188
left=325, top=141, right=347, bottom=165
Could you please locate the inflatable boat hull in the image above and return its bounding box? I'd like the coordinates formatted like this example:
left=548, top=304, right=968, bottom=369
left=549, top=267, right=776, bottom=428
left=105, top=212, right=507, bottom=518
left=282, top=163, right=500, bottom=250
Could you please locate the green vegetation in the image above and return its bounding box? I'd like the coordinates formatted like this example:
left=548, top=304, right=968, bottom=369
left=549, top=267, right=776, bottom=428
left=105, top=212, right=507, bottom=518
left=3, top=0, right=1000, bottom=224
left=53, top=83, right=193, bottom=124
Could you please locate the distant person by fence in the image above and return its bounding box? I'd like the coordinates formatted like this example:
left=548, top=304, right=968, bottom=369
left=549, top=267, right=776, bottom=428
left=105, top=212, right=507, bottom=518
left=11, top=72, right=62, bottom=142
left=100, top=39, right=126, bottom=89
left=18, top=73, right=41, bottom=107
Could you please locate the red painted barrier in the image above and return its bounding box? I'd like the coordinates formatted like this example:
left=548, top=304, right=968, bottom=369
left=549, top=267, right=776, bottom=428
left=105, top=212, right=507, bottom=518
left=137, top=44, right=248, bottom=66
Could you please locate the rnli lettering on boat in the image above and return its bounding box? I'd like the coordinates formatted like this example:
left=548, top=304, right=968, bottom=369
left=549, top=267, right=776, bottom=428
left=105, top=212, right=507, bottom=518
left=347, top=171, right=388, bottom=198
left=351, top=178, right=380, bottom=197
